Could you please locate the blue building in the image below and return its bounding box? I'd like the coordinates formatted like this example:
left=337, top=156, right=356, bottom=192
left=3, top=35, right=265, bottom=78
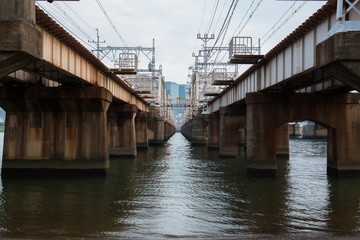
left=165, top=81, right=186, bottom=120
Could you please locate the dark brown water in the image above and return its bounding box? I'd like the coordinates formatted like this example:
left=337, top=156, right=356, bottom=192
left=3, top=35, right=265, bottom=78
left=0, top=132, right=359, bottom=239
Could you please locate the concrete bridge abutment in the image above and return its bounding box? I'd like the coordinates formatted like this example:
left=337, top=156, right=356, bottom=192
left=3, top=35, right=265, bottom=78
left=107, top=104, right=138, bottom=157
left=0, top=86, right=112, bottom=176
left=219, top=106, right=246, bottom=158
left=246, top=92, right=360, bottom=175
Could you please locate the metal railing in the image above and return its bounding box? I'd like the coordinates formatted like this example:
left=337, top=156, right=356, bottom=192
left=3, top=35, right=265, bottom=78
left=229, top=37, right=261, bottom=58
left=119, top=53, right=138, bottom=70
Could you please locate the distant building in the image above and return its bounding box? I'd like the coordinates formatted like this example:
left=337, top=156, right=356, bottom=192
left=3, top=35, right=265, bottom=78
left=165, top=81, right=186, bottom=128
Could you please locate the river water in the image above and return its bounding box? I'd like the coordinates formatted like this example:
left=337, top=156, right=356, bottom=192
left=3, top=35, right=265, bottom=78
left=0, top=132, right=359, bottom=239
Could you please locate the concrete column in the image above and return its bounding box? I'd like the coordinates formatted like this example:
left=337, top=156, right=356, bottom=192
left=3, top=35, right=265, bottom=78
left=0, top=0, right=42, bottom=78
left=107, top=104, right=138, bottom=157
left=164, top=122, right=170, bottom=141
left=275, top=123, right=289, bottom=158
left=191, top=115, right=208, bottom=145
left=207, top=112, right=220, bottom=149
left=219, top=106, right=246, bottom=157
left=246, top=92, right=360, bottom=175
left=147, top=107, right=165, bottom=145
left=181, top=119, right=192, bottom=140
left=153, top=116, right=165, bottom=145
left=0, top=86, right=112, bottom=176
left=135, top=111, right=148, bottom=149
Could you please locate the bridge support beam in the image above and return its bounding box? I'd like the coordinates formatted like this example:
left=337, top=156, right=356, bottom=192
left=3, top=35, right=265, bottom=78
left=207, top=112, right=220, bottom=149
left=219, top=106, right=246, bottom=157
left=317, top=31, right=360, bottom=92
left=135, top=111, right=148, bottom=149
left=0, top=86, right=112, bottom=176
left=246, top=92, right=360, bottom=175
left=107, top=104, right=138, bottom=157
left=147, top=107, right=164, bottom=146
left=191, top=115, right=208, bottom=145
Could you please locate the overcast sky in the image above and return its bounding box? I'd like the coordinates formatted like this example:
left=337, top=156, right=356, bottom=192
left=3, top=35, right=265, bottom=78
left=37, top=0, right=326, bottom=85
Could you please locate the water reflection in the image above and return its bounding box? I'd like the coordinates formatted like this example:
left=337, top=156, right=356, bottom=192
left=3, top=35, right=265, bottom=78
left=327, top=177, right=360, bottom=233
left=0, top=133, right=359, bottom=239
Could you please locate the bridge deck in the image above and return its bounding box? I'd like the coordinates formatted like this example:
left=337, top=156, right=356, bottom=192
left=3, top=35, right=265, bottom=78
left=3, top=7, right=149, bottom=112
left=209, top=1, right=358, bottom=113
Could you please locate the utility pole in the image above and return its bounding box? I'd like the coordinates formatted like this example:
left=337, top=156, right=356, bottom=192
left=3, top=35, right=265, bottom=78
left=197, top=33, right=215, bottom=88
left=89, top=29, right=105, bottom=59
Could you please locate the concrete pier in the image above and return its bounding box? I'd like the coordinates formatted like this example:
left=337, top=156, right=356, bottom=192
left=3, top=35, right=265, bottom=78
left=219, top=106, right=246, bottom=157
left=135, top=111, right=148, bottom=149
left=207, top=112, right=220, bottom=149
left=276, top=124, right=289, bottom=158
left=147, top=107, right=165, bottom=146
left=302, top=122, right=327, bottom=139
left=0, top=86, right=112, bottom=176
left=246, top=92, right=360, bottom=175
left=181, top=119, right=192, bottom=140
left=107, top=104, right=138, bottom=157
left=191, top=115, right=208, bottom=145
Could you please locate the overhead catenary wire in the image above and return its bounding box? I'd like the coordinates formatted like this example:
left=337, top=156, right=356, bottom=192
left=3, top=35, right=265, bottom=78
left=213, top=0, right=240, bottom=62
left=235, top=0, right=264, bottom=36
left=39, top=2, right=93, bottom=43
left=206, top=0, right=220, bottom=34
left=212, top=0, right=230, bottom=35
left=37, top=2, right=96, bottom=50
left=206, top=0, right=237, bottom=60
left=95, top=0, right=128, bottom=47
left=193, top=0, right=208, bottom=53
left=62, top=2, right=99, bottom=37
left=213, top=0, right=264, bottom=66
left=230, top=0, right=255, bottom=39
left=52, top=2, right=95, bottom=42
left=261, top=2, right=308, bottom=46
left=37, top=2, right=115, bottom=63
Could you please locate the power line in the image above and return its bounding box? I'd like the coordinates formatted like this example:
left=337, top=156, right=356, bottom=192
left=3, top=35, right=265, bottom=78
left=206, top=0, right=220, bottom=34
left=207, top=0, right=239, bottom=61
left=214, top=0, right=240, bottom=62
left=37, top=3, right=96, bottom=50
left=231, top=0, right=255, bottom=38
left=236, top=0, right=264, bottom=36
left=193, top=0, right=208, bottom=53
left=261, top=2, right=307, bottom=46
left=95, top=0, right=128, bottom=47
left=62, top=2, right=98, bottom=36
left=207, top=0, right=237, bottom=59
left=212, top=0, right=264, bottom=67
left=53, top=2, right=94, bottom=42
left=212, top=0, right=230, bottom=34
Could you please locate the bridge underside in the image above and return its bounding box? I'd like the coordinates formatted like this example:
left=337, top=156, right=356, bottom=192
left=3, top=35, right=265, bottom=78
left=0, top=0, right=176, bottom=176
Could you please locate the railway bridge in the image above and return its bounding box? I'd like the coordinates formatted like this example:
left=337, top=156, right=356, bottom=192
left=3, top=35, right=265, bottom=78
left=181, top=0, right=360, bottom=175
left=0, top=0, right=176, bottom=175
